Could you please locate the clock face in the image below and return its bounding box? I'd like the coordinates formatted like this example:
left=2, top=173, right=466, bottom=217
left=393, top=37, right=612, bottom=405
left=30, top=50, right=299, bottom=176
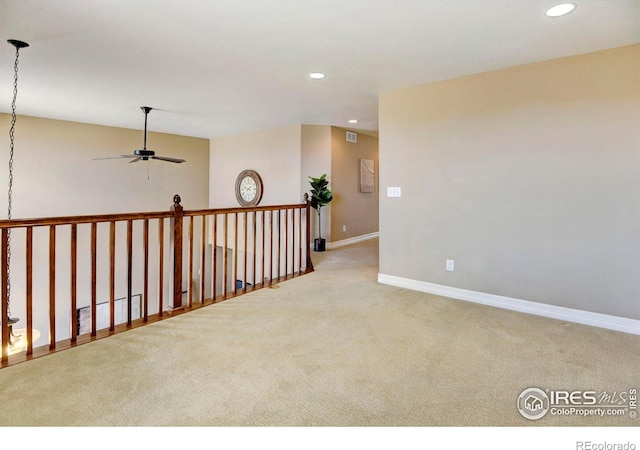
left=240, top=176, right=257, bottom=201
left=235, top=170, right=263, bottom=207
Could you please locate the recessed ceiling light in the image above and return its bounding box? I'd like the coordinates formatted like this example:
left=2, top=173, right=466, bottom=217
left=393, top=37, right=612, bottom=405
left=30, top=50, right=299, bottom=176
left=546, top=3, right=576, bottom=17
left=348, top=119, right=358, bottom=124
left=309, top=72, right=325, bottom=80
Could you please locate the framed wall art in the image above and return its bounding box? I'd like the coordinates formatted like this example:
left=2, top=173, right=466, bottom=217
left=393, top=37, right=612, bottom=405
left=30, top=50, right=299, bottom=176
left=360, top=159, right=375, bottom=193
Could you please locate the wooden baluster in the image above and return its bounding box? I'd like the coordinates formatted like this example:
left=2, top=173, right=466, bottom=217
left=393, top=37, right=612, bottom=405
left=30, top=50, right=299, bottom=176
left=223, top=213, right=228, bottom=299
left=212, top=214, right=217, bottom=302
left=270, top=211, right=274, bottom=286
left=49, top=225, right=56, bottom=349
left=277, top=209, right=281, bottom=282
left=261, top=211, right=265, bottom=288
left=188, top=216, right=194, bottom=308
left=243, top=212, right=248, bottom=293
left=234, top=213, right=238, bottom=295
left=252, top=211, right=257, bottom=289
left=200, top=215, right=206, bottom=303
left=127, top=220, right=133, bottom=326
left=158, top=218, right=164, bottom=317
left=298, top=207, right=302, bottom=275
left=91, top=223, right=97, bottom=337
left=1, top=229, right=9, bottom=364
left=70, top=224, right=77, bottom=344
left=109, top=221, right=116, bottom=331
left=26, top=227, right=33, bottom=354
left=143, top=218, right=149, bottom=321
left=285, top=209, right=289, bottom=279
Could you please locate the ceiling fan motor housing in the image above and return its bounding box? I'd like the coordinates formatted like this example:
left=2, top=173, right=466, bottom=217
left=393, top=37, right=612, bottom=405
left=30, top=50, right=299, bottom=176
left=134, top=149, right=155, bottom=160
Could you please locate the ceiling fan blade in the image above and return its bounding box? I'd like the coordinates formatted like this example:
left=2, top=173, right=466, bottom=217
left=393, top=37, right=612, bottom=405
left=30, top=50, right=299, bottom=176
left=128, top=157, right=142, bottom=163
left=93, top=155, right=137, bottom=160
left=152, top=156, right=186, bottom=163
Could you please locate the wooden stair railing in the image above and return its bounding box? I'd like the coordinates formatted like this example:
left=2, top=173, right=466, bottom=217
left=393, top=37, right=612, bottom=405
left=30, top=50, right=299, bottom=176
left=0, top=194, right=313, bottom=367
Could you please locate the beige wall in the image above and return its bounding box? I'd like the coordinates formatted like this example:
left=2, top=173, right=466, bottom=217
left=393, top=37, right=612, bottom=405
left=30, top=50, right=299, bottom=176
left=330, top=127, right=379, bottom=241
left=379, top=44, right=640, bottom=320
left=209, top=125, right=302, bottom=208
left=0, top=115, right=209, bottom=217
left=301, top=125, right=332, bottom=243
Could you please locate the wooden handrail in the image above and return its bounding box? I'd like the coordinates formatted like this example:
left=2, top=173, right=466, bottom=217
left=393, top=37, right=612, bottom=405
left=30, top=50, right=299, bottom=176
left=0, top=211, right=172, bottom=228
left=1, top=194, right=313, bottom=368
left=183, top=202, right=308, bottom=217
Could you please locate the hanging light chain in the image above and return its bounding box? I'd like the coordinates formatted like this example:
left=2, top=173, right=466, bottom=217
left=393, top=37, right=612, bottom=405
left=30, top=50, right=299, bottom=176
left=8, top=44, right=21, bottom=223
left=6, top=41, right=27, bottom=320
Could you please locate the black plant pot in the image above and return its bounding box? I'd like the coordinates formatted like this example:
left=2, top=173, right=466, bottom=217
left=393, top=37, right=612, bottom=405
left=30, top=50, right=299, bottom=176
left=314, top=238, right=326, bottom=252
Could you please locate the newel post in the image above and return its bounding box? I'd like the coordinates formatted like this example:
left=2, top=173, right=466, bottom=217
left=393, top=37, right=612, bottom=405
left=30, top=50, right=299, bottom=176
left=171, top=194, right=184, bottom=310
left=304, top=193, right=313, bottom=272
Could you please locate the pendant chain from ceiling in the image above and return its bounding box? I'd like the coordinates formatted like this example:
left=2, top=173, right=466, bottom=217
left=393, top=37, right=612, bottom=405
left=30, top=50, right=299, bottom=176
left=6, top=41, right=27, bottom=320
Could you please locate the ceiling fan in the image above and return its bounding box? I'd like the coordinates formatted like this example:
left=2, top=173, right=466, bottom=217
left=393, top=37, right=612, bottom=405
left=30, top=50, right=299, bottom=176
left=95, top=106, right=186, bottom=164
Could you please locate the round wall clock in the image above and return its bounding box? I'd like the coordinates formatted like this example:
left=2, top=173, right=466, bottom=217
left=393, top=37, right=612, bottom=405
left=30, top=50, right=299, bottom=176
left=235, top=169, right=263, bottom=207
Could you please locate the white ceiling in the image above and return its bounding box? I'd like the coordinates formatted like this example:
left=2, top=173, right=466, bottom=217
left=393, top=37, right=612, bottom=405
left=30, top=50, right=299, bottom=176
left=1, top=0, right=638, bottom=139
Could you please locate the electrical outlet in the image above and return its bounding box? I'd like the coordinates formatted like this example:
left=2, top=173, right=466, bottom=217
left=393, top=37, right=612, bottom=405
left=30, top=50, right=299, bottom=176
left=342, top=225, right=347, bottom=232
left=446, top=259, right=455, bottom=272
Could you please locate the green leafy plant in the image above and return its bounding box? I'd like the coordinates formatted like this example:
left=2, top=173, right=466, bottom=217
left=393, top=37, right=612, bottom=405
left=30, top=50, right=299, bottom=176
left=308, top=174, right=333, bottom=240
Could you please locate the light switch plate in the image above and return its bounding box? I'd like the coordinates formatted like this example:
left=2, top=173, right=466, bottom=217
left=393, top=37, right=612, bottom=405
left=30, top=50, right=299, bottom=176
left=387, top=187, right=402, bottom=197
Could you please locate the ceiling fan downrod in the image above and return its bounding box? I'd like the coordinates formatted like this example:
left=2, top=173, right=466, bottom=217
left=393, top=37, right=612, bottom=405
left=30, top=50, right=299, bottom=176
left=141, top=106, right=152, bottom=150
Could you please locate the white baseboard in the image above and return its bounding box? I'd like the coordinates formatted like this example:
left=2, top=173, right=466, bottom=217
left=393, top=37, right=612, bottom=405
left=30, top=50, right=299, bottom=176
left=377, top=273, right=640, bottom=335
left=326, top=232, right=379, bottom=249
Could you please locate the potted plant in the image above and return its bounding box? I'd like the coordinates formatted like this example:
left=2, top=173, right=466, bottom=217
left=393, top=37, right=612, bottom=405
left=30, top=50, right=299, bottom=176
left=308, top=174, right=333, bottom=251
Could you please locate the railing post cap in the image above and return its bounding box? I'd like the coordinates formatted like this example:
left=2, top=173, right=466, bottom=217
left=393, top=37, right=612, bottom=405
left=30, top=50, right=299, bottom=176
left=173, top=194, right=182, bottom=207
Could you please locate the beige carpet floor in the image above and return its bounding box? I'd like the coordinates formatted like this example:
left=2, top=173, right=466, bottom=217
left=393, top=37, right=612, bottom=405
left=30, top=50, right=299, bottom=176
left=0, top=238, right=638, bottom=427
